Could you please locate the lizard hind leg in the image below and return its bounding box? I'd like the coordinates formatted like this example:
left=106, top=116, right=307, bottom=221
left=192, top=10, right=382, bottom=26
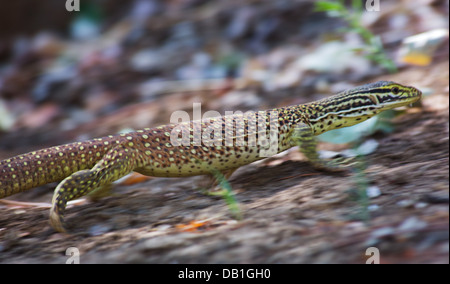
left=49, top=169, right=101, bottom=232
left=49, top=145, right=138, bottom=232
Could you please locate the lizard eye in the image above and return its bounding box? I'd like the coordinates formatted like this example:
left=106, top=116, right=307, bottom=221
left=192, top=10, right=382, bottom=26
left=391, top=86, right=400, bottom=94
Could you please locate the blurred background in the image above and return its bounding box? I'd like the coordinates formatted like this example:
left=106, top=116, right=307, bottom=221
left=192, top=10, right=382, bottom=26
left=0, top=0, right=447, bottom=151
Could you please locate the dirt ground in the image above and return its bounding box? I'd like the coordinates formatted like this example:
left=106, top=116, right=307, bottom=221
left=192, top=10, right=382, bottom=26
left=0, top=60, right=448, bottom=264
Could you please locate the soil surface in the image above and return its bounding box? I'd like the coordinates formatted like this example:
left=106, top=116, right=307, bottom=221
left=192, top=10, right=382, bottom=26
left=0, top=60, right=448, bottom=264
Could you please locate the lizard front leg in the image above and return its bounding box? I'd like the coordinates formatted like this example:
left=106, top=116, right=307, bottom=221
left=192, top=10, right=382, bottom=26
left=198, top=167, right=239, bottom=196
left=49, top=145, right=138, bottom=232
left=290, top=122, right=343, bottom=171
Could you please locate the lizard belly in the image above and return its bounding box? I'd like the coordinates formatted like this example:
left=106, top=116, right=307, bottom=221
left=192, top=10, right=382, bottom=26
left=134, top=145, right=265, bottom=177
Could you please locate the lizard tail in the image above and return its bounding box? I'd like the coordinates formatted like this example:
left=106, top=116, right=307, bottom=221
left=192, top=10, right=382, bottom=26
left=0, top=140, right=113, bottom=198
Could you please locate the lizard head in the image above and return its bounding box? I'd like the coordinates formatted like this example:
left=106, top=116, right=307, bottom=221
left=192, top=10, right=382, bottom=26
left=305, top=81, right=422, bottom=134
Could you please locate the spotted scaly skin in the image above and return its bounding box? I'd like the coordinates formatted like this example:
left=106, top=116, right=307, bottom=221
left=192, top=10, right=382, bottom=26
left=0, top=81, right=421, bottom=232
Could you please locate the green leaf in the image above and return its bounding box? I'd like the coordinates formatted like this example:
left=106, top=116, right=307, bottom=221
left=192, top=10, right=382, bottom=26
left=351, top=0, right=363, bottom=11
left=314, top=1, right=345, bottom=12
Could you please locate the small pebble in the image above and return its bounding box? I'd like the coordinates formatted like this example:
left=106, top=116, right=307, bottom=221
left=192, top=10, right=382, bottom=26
left=88, top=224, right=112, bottom=236
left=397, top=199, right=415, bottom=208
left=397, top=217, right=427, bottom=232
left=414, top=202, right=428, bottom=209
left=368, top=204, right=379, bottom=211
left=366, top=186, right=381, bottom=198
